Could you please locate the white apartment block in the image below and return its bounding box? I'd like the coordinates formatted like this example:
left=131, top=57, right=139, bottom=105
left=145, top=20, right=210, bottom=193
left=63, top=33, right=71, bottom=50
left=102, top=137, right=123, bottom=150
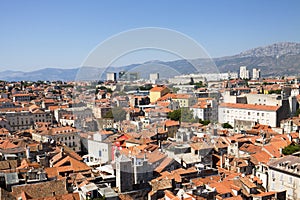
left=168, top=72, right=237, bottom=84
left=149, top=73, right=159, bottom=83
left=218, top=103, right=280, bottom=127
left=239, top=66, right=250, bottom=79
left=268, top=155, right=300, bottom=200
left=106, top=72, right=117, bottom=81
left=252, top=68, right=261, bottom=80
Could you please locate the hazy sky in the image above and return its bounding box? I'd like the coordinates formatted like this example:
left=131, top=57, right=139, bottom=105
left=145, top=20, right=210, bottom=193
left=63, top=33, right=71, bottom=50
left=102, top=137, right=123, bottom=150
left=1, top=0, right=300, bottom=71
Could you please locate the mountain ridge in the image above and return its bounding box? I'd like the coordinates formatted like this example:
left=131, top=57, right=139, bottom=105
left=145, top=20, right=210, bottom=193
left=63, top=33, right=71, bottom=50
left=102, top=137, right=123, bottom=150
left=1, top=42, right=300, bottom=81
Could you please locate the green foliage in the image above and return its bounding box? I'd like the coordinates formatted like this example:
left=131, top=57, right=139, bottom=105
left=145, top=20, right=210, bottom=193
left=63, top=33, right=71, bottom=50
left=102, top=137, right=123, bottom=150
left=199, top=119, right=210, bottom=125
left=189, top=79, right=204, bottom=89
left=97, top=86, right=113, bottom=93
left=168, top=108, right=197, bottom=122
left=168, top=109, right=181, bottom=121
left=282, top=143, right=300, bottom=155
left=268, top=89, right=282, bottom=94
left=222, top=123, right=233, bottom=129
left=171, top=87, right=180, bottom=93
left=295, top=108, right=300, bottom=117
left=103, top=110, right=114, bottom=119
left=181, top=108, right=197, bottom=123
left=111, top=107, right=127, bottom=122
left=139, top=85, right=153, bottom=90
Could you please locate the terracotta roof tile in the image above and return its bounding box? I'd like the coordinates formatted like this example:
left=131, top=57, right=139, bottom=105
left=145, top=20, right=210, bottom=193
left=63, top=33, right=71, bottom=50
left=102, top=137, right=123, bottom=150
left=220, top=103, right=280, bottom=111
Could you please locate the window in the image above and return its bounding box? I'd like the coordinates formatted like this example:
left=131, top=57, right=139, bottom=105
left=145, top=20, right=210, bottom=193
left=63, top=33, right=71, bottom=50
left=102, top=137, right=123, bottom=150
left=289, top=177, right=292, bottom=184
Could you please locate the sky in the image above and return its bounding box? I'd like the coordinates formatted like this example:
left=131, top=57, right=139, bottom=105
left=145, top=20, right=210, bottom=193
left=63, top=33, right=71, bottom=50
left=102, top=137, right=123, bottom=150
left=1, top=0, right=300, bottom=71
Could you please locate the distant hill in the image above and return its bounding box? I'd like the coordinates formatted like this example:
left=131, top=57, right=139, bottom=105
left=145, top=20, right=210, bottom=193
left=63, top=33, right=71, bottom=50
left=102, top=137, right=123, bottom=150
left=0, top=68, right=79, bottom=82
left=1, top=42, right=300, bottom=81
left=214, top=42, right=300, bottom=77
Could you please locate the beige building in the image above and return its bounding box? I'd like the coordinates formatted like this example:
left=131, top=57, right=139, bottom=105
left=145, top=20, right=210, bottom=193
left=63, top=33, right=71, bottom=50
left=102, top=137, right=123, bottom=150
left=268, top=155, right=300, bottom=200
left=31, top=124, right=81, bottom=152
left=149, top=86, right=170, bottom=103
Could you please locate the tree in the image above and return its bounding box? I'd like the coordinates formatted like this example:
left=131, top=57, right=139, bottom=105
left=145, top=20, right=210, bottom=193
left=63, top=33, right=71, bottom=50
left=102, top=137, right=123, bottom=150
left=168, top=109, right=181, bottom=121
left=268, top=89, right=281, bottom=94
left=282, top=143, right=300, bottom=155
left=295, top=108, right=300, bottom=117
left=222, top=123, right=233, bottom=129
left=103, top=110, right=114, bottom=118
left=139, top=84, right=153, bottom=90
left=181, top=108, right=197, bottom=123
left=168, top=108, right=197, bottom=122
left=103, top=107, right=127, bottom=121
left=199, top=119, right=210, bottom=125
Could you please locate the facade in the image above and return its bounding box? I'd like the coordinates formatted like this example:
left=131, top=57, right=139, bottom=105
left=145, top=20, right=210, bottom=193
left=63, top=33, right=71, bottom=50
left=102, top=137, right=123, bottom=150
left=1, top=111, right=33, bottom=131
left=252, top=68, right=261, bottom=80
left=149, top=73, right=159, bottom=83
left=172, top=95, right=197, bottom=108
left=115, top=152, right=154, bottom=193
left=106, top=72, right=117, bottom=82
left=87, top=139, right=112, bottom=164
left=239, top=66, right=250, bottom=79
left=218, top=103, right=281, bottom=127
left=190, top=98, right=218, bottom=122
left=12, top=94, right=32, bottom=102
left=115, top=154, right=134, bottom=192
left=149, top=86, right=170, bottom=103
left=31, top=126, right=81, bottom=152
left=268, top=155, right=300, bottom=200
left=168, top=74, right=206, bottom=84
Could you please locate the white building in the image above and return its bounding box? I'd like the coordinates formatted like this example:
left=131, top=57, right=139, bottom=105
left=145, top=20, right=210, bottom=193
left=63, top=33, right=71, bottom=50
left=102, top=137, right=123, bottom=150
left=31, top=126, right=81, bottom=152
left=106, top=72, right=117, bottom=82
left=268, top=155, right=300, bottom=200
left=218, top=103, right=281, bottom=127
left=87, top=139, right=112, bottom=164
left=2, top=111, right=33, bottom=131
left=252, top=68, right=261, bottom=80
left=239, top=66, right=250, bottom=79
left=190, top=98, right=218, bottom=122
left=149, top=73, right=159, bottom=83
left=168, top=72, right=237, bottom=85
left=168, top=74, right=206, bottom=85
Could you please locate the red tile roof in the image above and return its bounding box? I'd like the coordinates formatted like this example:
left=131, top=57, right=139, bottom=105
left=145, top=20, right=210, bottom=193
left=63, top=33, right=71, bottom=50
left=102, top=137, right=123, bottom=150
left=220, top=103, right=280, bottom=111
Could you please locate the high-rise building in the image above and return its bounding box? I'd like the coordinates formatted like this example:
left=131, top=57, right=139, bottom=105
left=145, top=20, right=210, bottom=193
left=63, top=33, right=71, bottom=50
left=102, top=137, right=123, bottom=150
left=106, top=72, right=117, bottom=82
left=252, top=68, right=261, bottom=80
left=118, top=71, right=126, bottom=80
left=149, top=73, right=159, bottom=83
left=239, top=66, right=250, bottom=79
